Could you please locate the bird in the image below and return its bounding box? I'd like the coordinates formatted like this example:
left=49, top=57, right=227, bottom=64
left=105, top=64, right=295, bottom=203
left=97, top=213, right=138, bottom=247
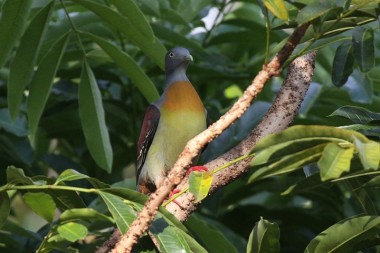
left=136, top=47, right=207, bottom=194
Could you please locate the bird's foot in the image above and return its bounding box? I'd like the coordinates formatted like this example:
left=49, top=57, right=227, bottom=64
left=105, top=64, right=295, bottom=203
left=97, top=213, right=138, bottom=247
left=167, top=188, right=182, bottom=206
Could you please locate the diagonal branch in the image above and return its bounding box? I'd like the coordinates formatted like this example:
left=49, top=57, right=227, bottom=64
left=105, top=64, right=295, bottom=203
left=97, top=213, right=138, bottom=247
left=166, top=51, right=317, bottom=220
left=111, top=22, right=310, bottom=253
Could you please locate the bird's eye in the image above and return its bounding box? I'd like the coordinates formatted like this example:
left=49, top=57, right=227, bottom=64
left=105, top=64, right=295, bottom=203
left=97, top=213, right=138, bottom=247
left=169, top=52, right=175, bottom=58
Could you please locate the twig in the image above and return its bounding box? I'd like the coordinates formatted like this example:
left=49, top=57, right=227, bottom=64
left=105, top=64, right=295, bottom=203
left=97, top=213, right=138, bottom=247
left=111, top=22, right=310, bottom=253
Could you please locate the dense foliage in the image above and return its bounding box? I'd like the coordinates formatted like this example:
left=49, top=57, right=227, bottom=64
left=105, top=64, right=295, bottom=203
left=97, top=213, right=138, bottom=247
left=0, top=0, right=380, bottom=252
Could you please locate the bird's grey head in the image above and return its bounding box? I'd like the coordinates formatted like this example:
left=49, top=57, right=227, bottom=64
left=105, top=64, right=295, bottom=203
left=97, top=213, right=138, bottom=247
left=165, top=47, right=193, bottom=76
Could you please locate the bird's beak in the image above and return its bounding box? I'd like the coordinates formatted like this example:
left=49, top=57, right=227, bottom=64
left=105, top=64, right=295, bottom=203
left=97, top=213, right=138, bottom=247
left=185, top=54, right=193, bottom=62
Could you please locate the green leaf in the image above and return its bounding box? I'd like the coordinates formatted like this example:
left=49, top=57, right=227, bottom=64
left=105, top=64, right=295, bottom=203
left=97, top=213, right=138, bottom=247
left=23, top=192, right=56, bottom=222
left=332, top=41, right=354, bottom=87
left=54, top=169, right=108, bottom=188
left=353, top=136, right=380, bottom=170
left=297, top=0, right=333, bottom=24
left=249, top=144, right=326, bottom=183
left=150, top=217, right=191, bottom=253
left=46, top=190, right=86, bottom=211
left=282, top=173, right=323, bottom=195
left=152, top=24, right=204, bottom=52
left=305, top=215, right=380, bottom=253
left=59, top=208, right=113, bottom=223
left=7, top=1, right=54, bottom=120
left=6, top=166, right=34, bottom=185
left=109, top=0, right=154, bottom=40
left=0, top=0, right=32, bottom=68
left=55, top=169, right=90, bottom=185
left=318, top=143, right=354, bottom=181
left=28, top=33, right=70, bottom=141
left=0, top=192, right=10, bottom=228
left=352, top=27, right=374, bottom=72
left=186, top=214, right=238, bottom=253
left=0, top=108, right=28, bottom=137
left=82, top=32, right=159, bottom=102
left=252, top=125, right=370, bottom=157
left=189, top=171, right=213, bottom=202
left=329, top=105, right=380, bottom=124
left=57, top=222, right=88, bottom=242
left=247, top=217, right=280, bottom=253
left=71, top=0, right=166, bottom=69
left=262, top=0, right=289, bottom=21
left=176, top=228, right=208, bottom=253
left=79, top=60, right=113, bottom=172
left=98, top=190, right=137, bottom=233
left=251, top=126, right=369, bottom=171
left=100, top=188, right=188, bottom=232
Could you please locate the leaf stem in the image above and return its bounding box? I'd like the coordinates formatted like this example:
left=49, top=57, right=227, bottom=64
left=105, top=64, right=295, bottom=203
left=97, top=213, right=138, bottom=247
left=60, top=0, right=87, bottom=55
left=4, top=184, right=97, bottom=194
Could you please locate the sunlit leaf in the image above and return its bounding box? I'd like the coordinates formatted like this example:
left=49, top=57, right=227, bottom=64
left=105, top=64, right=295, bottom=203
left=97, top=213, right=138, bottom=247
left=305, top=215, right=380, bottom=253
left=79, top=60, right=113, bottom=172
left=318, top=143, right=354, bottom=181
left=352, top=27, right=374, bottom=72
left=262, top=0, right=289, bottom=21
left=353, top=136, right=380, bottom=170
left=7, top=1, right=54, bottom=120
left=249, top=144, right=326, bottom=183
left=251, top=125, right=369, bottom=167
left=57, top=222, right=88, bottom=242
left=0, top=0, right=32, bottom=68
left=23, top=192, right=56, bottom=222
left=247, top=217, right=280, bottom=253
left=189, top=170, right=213, bottom=202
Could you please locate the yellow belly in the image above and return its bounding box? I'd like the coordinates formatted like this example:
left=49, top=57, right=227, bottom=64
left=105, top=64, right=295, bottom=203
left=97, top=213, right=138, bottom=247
left=141, top=109, right=206, bottom=185
left=139, top=81, right=207, bottom=186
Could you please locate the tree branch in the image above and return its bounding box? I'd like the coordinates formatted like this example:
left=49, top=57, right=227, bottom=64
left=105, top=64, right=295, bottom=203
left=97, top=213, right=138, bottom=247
left=110, top=22, right=310, bottom=253
left=166, top=51, right=317, bottom=220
